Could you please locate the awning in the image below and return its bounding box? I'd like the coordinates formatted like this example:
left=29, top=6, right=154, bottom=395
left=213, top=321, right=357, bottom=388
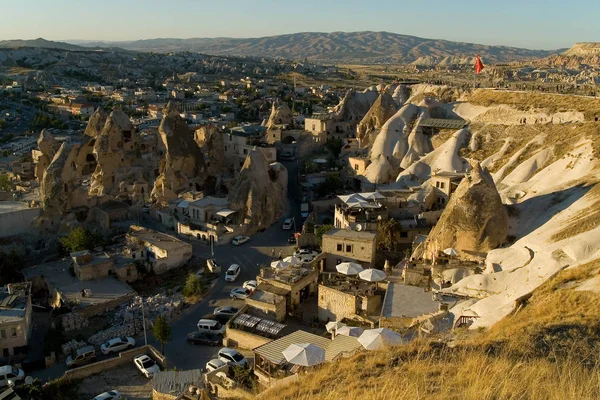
left=216, top=208, right=237, bottom=218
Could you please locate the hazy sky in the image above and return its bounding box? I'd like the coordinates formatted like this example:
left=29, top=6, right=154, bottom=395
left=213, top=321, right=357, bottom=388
left=1, top=0, right=597, bottom=49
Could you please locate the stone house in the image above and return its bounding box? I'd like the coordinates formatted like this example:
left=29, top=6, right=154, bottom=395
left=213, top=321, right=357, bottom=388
left=245, top=290, right=287, bottom=322
left=321, top=229, right=377, bottom=270
left=71, top=251, right=114, bottom=281
left=222, top=128, right=276, bottom=172
left=257, top=266, right=318, bottom=316
left=0, top=283, right=32, bottom=362
left=430, top=171, right=464, bottom=207
left=71, top=103, right=95, bottom=116
left=126, top=226, right=192, bottom=274
left=317, top=277, right=384, bottom=322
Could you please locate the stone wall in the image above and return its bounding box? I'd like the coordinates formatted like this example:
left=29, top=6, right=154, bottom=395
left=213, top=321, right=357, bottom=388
left=76, top=293, right=134, bottom=318
left=245, top=296, right=286, bottom=322
left=74, top=259, right=113, bottom=281
left=0, top=206, right=40, bottom=238
left=224, top=328, right=271, bottom=350
left=62, top=344, right=166, bottom=381
left=359, top=294, right=382, bottom=316
left=317, top=284, right=358, bottom=322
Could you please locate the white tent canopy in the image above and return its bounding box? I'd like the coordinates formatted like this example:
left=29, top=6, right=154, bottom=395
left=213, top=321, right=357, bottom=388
left=358, top=328, right=403, bottom=350
left=336, top=262, right=364, bottom=275
left=282, top=343, right=326, bottom=367
left=271, top=260, right=290, bottom=270
left=443, top=248, right=459, bottom=256
left=325, top=321, right=346, bottom=333
left=359, top=192, right=385, bottom=200
left=283, top=255, right=303, bottom=266
left=336, top=326, right=363, bottom=337
left=359, top=268, right=387, bottom=282
left=216, top=208, right=237, bottom=218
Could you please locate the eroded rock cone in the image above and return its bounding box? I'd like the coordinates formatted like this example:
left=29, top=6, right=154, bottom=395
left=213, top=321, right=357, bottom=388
left=228, top=148, right=287, bottom=233
left=357, top=92, right=398, bottom=147
left=417, top=161, right=508, bottom=260
left=265, top=99, right=292, bottom=129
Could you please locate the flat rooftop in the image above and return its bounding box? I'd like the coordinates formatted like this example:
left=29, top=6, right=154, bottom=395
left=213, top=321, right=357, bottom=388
left=127, top=226, right=190, bottom=252
left=23, top=260, right=134, bottom=309
left=323, top=229, right=376, bottom=241
left=381, top=283, right=440, bottom=319
left=153, top=369, right=203, bottom=396
left=0, top=201, right=34, bottom=214
left=260, top=266, right=315, bottom=285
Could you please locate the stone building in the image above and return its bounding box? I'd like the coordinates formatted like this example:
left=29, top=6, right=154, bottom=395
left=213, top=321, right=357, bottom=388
left=317, top=276, right=384, bottom=323
left=321, top=229, right=377, bottom=270
left=0, top=283, right=32, bottom=362
left=71, top=251, right=114, bottom=281
left=126, top=226, right=192, bottom=274
left=257, top=266, right=318, bottom=316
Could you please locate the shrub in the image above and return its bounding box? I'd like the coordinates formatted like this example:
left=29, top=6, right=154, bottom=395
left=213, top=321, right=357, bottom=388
left=182, top=273, right=205, bottom=297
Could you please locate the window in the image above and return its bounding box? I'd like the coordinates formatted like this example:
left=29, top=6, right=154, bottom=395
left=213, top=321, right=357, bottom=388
left=10, top=328, right=16, bottom=337
left=0, top=330, right=5, bottom=339
left=336, top=244, right=342, bottom=252
left=243, top=149, right=248, bottom=155
left=346, top=244, right=353, bottom=253
left=354, top=164, right=359, bottom=171
left=400, top=231, right=408, bottom=238
left=312, top=124, right=315, bottom=131
left=2, top=349, right=8, bottom=357
left=440, top=182, right=445, bottom=189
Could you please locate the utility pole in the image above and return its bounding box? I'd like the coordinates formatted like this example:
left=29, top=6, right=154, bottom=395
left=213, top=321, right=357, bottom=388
left=141, top=300, right=148, bottom=346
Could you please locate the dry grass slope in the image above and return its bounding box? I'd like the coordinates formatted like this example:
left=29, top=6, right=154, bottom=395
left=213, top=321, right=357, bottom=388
left=257, top=260, right=600, bottom=400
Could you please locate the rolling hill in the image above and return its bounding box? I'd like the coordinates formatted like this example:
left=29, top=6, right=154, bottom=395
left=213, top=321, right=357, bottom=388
left=75, top=31, right=560, bottom=64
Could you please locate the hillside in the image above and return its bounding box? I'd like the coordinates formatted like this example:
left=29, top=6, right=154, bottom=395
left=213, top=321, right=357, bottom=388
left=258, top=259, right=600, bottom=400
left=75, top=31, right=558, bottom=64
left=0, top=38, right=89, bottom=51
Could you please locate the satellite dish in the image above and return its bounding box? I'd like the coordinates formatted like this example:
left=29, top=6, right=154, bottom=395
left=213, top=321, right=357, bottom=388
left=25, top=376, right=34, bottom=385
left=355, top=224, right=363, bottom=232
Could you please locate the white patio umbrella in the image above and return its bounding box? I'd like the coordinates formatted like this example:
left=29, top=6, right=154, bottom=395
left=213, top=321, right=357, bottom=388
left=336, top=262, right=364, bottom=275
left=283, top=255, right=303, bottom=266
left=325, top=321, right=346, bottom=333
left=358, top=268, right=387, bottom=282
left=336, top=325, right=363, bottom=338
left=282, top=343, right=326, bottom=367
left=358, top=328, right=403, bottom=350
left=270, top=260, right=290, bottom=269
left=443, top=248, right=459, bottom=257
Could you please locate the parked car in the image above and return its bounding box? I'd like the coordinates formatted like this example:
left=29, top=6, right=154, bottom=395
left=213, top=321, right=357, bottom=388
left=214, top=306, right=239, bottom=317
left=202, top=313, right=232, bottom=325
left=186, top=332, right=222, bottom=346
left=293, top=249, right=320, bottom=263
left=218, top=348, right=248, bottom=367
left=205, top=358, right=227, bottom=373
left=133, top=355, right=160, bottom=378
left=197, top=319, right=226, bottom=335
left=93, top=390, right=122, bottom=400
left=288, top=234, right=296, bottom=244
left=0, top=366, right=24, bottom=388
left=230, top=287, right=251, bottom=300
left=65, top=346, right=96, bottom=368
left=100, top=337, right=135, bottom=355
left=243, top=280, right=258, bottom=292
left=282, top=218, right=294, bottom=230
left=225, top=264, right=241, bottom=282
left=231, top=235, right=250, bottom=246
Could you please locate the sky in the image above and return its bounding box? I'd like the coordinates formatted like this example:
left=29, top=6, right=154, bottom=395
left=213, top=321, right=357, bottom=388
left=1, top=0, right=598, bottom=50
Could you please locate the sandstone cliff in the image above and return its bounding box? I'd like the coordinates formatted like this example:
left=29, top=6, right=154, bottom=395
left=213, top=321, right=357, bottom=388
left=356, top=92, right=398, bottom=147
left=34, top=129, right=60, bottom=181
left=152, top=103, right=207, bottom=203
left=195, top=125, right=228, bottom=193
left=417, top=162, right=507, bottom=260
left=228, top=148, right=287, bottom=233
left=265, top=99, right=292, bottom=129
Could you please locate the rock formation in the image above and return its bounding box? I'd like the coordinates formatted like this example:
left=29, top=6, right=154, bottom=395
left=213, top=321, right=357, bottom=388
left=195, top=125, right=228, bottom=193
left=265, top=99, right=292, bottom=129
left=356, top=92, right=398, bottom=147
left=228, top=148, right=287, bottom=233
left=330, top=89, right=379, bottom=122
left=416, top=162, right=508, bottom=260
left=392, top=84, right=410, bottom=106
left=152, top=102, right=207, bottom=203
left=33, top=129, right=60, bottom=181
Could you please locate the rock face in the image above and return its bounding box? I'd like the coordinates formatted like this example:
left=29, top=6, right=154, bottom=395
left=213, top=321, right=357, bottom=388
left=331, top=89, right=379, bottom=122
left=34, top=129, right=60, bottom=181
left=152, top=103, right=207, bottom=203
left=356, top=92, right=398, bottom=147
left=418, top=162, right=508, bottom=259
left=265, top=99, right=292, bottom=129
left=228, top=148, right=287, bottom=233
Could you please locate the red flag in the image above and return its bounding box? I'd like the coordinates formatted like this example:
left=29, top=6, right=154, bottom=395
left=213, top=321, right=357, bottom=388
left=475, top=54, right=484, bottom=75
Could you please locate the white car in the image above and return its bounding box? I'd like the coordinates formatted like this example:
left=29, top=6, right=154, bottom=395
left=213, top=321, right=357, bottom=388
left=243, top=280, right=258, bottom=292
left=225, top=264, right=241, bottom=282
left=231, top=235, right=250, bottom=246
left=197, top=319, right=226, bottom=335
left=214, top=306, right=239, bottom=317
left=205, top=358, right=227, bottom=373
left=218, top=347, right=248, bottom=367
left=133, top=355, right=160, bottom=378
left=230, top=287, right=251, bottom=300
left=93, top=390, right=122, bottom=400
left=293, top=249, right=320, bottom=263
left=100, top=337, right=135, bottom=355
left=0, top=366, right=24, bottom=388
left=282, top=218, right=294, bottom=230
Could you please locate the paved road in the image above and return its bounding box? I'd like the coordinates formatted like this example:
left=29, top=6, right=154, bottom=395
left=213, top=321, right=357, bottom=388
left=145, top=159, right=301, bottom=370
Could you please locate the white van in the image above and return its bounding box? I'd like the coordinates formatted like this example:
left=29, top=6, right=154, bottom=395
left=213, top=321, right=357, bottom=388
left=197, top=319, right=226, bottom=335
left=225, top=264, right=241, bottom=282
left=0, top=365, right=24, bottom=387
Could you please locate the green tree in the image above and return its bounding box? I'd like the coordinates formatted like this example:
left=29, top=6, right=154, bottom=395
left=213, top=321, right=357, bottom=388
left=60, top=227, right=103, bottom=254
left=315, top=224, right=334, bottom=246
left=315, top=175, right=343, bottom=198
left=230, top=365, right=257, bottom=389
left=182, top=273, right=205, bottom=297
left=0, top=174, right=13, bottom=191
left=325, top=137, right=344, bottom=159
left=153, top=315, right=172, bottom=355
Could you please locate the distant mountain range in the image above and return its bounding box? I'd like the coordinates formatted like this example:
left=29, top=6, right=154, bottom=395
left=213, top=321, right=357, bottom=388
left=2, top=32, right=563, bottom=64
